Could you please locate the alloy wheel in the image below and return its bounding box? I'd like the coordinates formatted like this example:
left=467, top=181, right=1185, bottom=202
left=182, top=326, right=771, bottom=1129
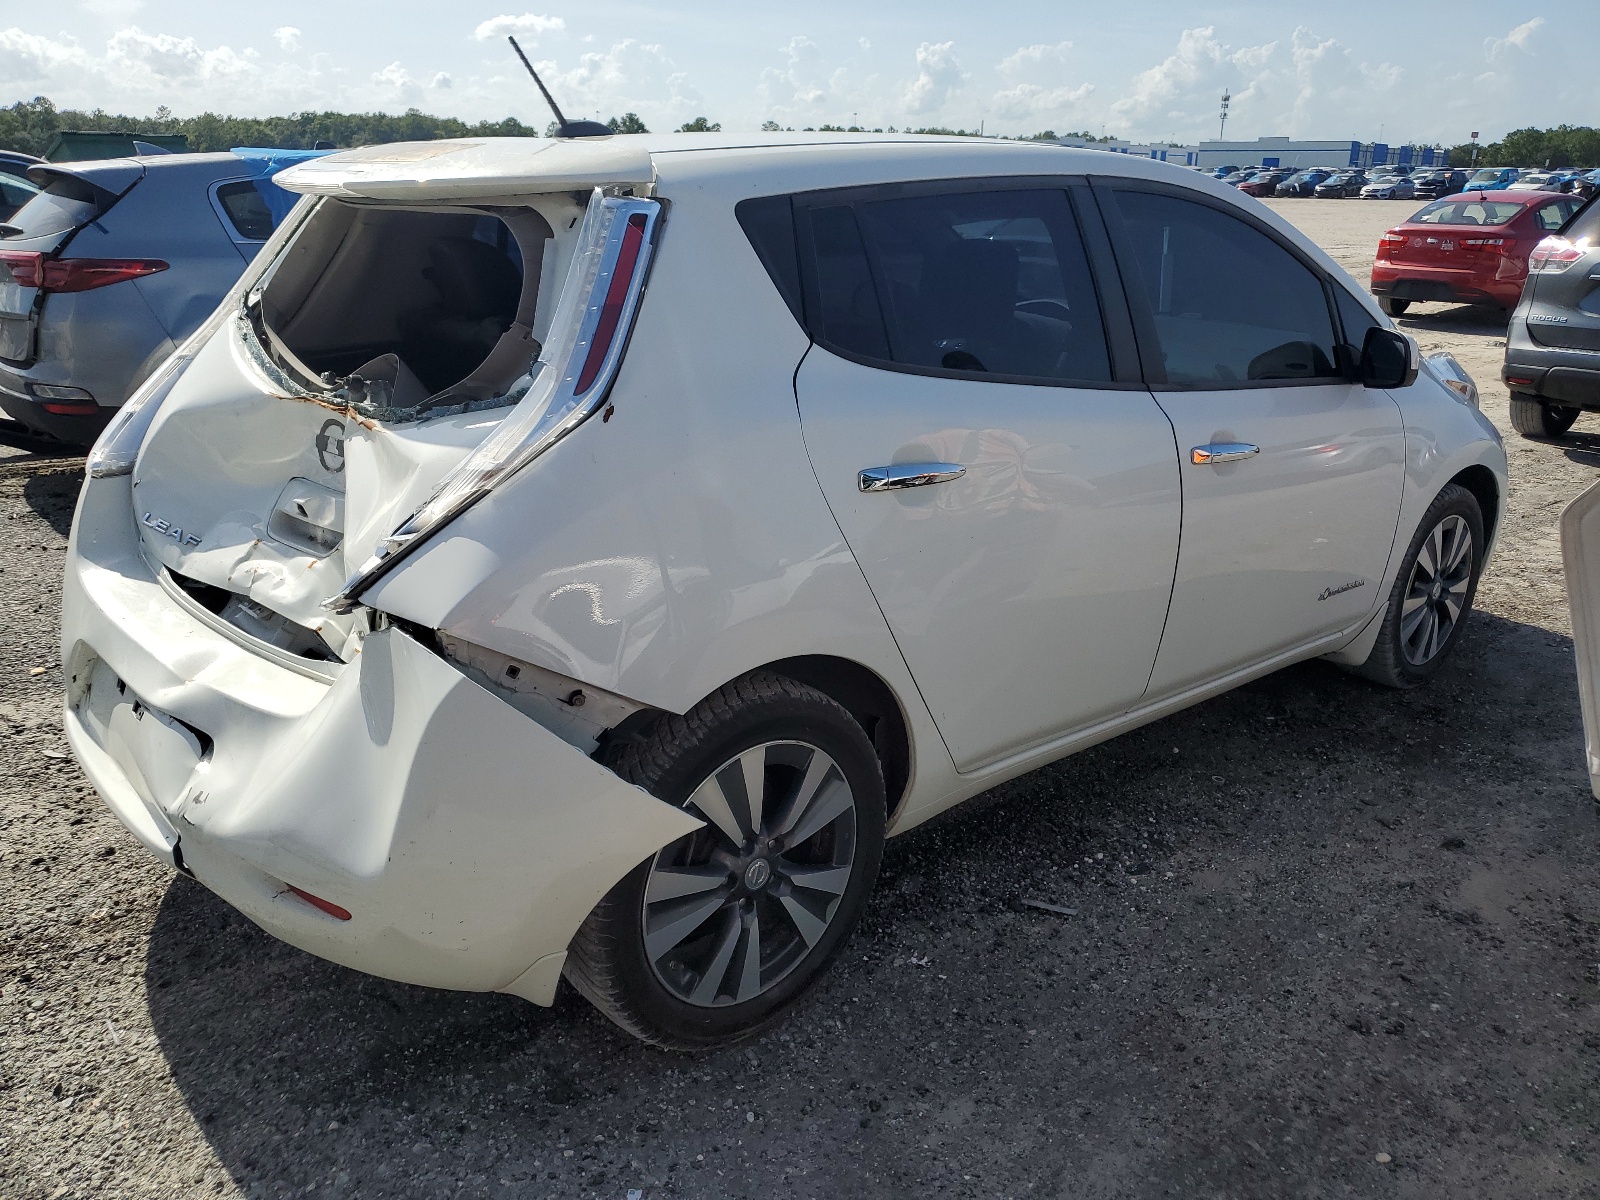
left=1399, top=513, right=1474, bottom=666
left=642, top=741, right=858, bottom=1007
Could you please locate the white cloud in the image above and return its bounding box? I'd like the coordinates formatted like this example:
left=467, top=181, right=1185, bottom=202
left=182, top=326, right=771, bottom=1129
left=473, top=14, right=565, bottom=42
left=902, top=40, right=964, bottom=115
left=543, top=39, right=702, bottom=126
left=104, top=26, right=255, bottom=83
left=273, top=26, right=300, bottom=53
left=997, top=41, right=1073, bottom=79
left=1485, top=16, right=1544, bottom=61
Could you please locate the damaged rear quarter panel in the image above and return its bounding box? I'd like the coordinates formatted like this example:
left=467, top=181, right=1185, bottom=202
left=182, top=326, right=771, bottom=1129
left=174, top=626, right=704, bottom=993
left=362, top=176, right=935, bottom=747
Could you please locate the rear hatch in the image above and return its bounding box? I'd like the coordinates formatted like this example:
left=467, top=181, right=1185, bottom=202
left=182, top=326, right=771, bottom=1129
left=1522, top=198, right=1600, bottom=352
left=125, top=138, right=657, bottom=660
left=0, top=160, right=144, bottom=363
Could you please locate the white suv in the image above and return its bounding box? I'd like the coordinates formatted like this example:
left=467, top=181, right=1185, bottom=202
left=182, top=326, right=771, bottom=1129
left=64, top=134, right=1507, bottom=1048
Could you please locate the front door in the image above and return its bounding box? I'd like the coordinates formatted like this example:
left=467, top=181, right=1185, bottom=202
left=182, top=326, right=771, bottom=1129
left=791, top=183, right=1182, bottom=771
left=1096, top=184, right=1407, bottom=695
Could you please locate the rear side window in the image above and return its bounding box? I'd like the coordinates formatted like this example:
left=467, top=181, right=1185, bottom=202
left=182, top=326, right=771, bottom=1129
left=1532, top=202, right=1571, bottom=232
left=1104, top=188, right=1340, bottom=386
left=216, top=180, right=275, bottom=240
left=800, top=187, right=1113, bottom=383
left=1566, top=197, right=1600, bottom=243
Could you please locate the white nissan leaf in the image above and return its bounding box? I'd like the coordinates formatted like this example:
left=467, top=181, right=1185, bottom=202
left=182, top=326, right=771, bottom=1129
left=63, top=134, right=1506, bottom=1048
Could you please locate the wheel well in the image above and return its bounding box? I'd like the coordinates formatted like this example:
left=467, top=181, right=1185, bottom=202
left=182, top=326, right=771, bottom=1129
left=1450, top=464, right=1500, bottom=546
left=760, top=655, right=912, bottom=823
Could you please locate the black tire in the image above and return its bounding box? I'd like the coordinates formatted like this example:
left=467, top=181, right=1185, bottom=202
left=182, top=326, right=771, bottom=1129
left=1379, top=296, right=1411, bottom=317
left=565, top=671, right=886, bottom=1049
left=1353, top=483, right=1485, bottom=688
left=1508, top=395, right=1580, bottom=440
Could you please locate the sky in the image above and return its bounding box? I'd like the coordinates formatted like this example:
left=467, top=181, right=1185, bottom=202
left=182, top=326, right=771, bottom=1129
left=0, top=1, right=1592, bottom=146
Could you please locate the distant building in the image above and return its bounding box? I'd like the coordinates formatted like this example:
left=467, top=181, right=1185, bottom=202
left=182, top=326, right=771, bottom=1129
left=1048, top=135, right=1446, bottom=172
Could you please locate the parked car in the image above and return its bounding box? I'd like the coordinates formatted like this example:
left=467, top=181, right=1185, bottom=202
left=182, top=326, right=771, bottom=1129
left=1219, top=169, right=1256, bottom=187
left=1315, top=171, right=1368, bottom=198
left=1464, top=167, right=1520, bottom=190
left=63, top=133, right=1506, bottom=1048
left=1371, top=190, right=1587, bottom=316
left=0, top=148, right=325, bottom=443
left=1275, top=170, right=1332, bottom=197
left=0, top=151, right=42, bottom=223
left=1572, top=169, right=1600, bottom=200
left=1502, top=195, right=1600, bottom=438
left=1208, top=165, right=1240, bottom=179
left=1509, top=172, right=1573, bottom=194
left=1413, top=169, right=1469, bottom=200
left=1237, top=170, right=1289, bottom=197
left=1361, top=175, right=1416, bottom=200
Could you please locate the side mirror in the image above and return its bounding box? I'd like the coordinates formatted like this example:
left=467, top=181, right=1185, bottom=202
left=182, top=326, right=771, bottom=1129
left=1360, top=326, right=1418, bottom=389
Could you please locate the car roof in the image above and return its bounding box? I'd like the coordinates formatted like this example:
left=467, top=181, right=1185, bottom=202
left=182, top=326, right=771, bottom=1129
left=276, top=132, right=1205, bottom=202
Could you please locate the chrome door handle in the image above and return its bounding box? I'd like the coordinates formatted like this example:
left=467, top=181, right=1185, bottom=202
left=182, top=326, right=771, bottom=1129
left=1190, top=443, right=1260, bottom=466
left=858, top=463, right=966, bottom=492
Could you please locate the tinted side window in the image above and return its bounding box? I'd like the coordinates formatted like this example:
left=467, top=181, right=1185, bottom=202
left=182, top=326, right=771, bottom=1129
left=803, top=188, right=1113, bottom=383
left=1567, top=196, right=1600, bottom=242
left=734, top=195, right=804, bottom=325
left=216, top=180, right=275, bottom=240
left=1105, top=189, right=1340, bottom=385
left=1533, top=202, right=1570, bottom=232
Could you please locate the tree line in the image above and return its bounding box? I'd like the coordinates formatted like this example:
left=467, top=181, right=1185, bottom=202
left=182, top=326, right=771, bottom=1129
left=0, top=96, right=1111, bottom=156
left=1445, top=126, right=1600, bottom=169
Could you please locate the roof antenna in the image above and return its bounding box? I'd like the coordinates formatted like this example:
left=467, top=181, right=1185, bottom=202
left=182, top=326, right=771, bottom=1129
left=508, top=36, right=612, bottom=139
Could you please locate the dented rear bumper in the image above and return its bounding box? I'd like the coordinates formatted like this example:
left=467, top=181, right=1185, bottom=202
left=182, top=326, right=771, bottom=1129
left=62, top=473, right=700, bottom=1004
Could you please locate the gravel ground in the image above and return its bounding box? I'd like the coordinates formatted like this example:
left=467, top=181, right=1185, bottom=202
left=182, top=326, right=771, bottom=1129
left=2, top=198, right=1598, bottom=1200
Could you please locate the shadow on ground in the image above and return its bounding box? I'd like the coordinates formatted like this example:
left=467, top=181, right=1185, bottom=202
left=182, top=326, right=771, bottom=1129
left=142, top=608, right=1600, bottom=1198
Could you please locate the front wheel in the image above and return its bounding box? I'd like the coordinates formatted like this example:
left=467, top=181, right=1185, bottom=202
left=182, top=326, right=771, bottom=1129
left=1379, top=296, right=1411, bottom=317
left=1353, top=484, right=1484, bottom=688
left=564, top=672, right=886, bottom=1049
left=1509, top=395, right=1580, bottom=439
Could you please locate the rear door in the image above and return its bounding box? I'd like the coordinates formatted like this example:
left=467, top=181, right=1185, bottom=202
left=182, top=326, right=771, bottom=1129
left=788, top=180, right=1183, bottom=771
left=1524, top=199, right=1600, bottom=351
left=1096, top=181, right=1406, bottom=696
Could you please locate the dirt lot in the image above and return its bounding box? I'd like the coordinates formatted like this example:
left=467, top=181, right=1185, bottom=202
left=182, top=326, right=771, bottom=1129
left=2, top=198, right=1598, bottom=1200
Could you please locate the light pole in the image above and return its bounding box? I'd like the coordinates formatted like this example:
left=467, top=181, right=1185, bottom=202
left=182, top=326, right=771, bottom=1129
left=1470, top=131, right=1479, bottom=168
left=1218, top=90, right=1230, bottom=141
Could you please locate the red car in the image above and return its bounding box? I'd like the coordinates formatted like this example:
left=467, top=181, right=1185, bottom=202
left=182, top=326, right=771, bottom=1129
left=1237, top=170, right=1288, bottom=198
left=1371, top=190, right=1586, bottom=315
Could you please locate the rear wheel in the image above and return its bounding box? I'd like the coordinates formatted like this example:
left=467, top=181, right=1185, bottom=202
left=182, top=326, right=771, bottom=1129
left=1379, top=297, right=1411, bottom=317
left=1509, top=395, right=1580, bottom=439
left=1353, top=483, right=1484, bottom=688
left=565, top=672, right=886, bottom=1049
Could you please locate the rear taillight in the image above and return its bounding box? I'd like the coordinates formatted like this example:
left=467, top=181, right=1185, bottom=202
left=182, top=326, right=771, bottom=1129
left=1461, top=237, right=1506, bottom=252
left=1528, top=236, right=1588, bottom=274
left=573, top=213, right=648, bottom=394
left=0, top=249, right=167, bottom=293
left=1378, top=231, right=1406, bottom=258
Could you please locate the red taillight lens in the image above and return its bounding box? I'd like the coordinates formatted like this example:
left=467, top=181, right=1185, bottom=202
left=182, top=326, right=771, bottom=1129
left=42, top=257, right=169, bottom=293
left=1528, top=236, right=1586, bottom=274
left=0, top=250, right=43, bottom=287
left=572, top=212, right=648, bottom=395
left=1378, top=231, right=1406, bottom=258
left=0, top=249, right=167, bottom=293
left=286, top=885, right=352, bottom=921
left=1461, top=237, right=1507, bottom=252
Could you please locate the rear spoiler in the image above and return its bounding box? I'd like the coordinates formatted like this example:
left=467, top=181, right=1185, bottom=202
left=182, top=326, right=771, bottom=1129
left=273, top=137, right=654, bottom=201
left=25, top=158, right=146, bottom=206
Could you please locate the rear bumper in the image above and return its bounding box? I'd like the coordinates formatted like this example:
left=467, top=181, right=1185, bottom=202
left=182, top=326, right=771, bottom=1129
left=63, top=473, right=700, bottom=1004
left=0, top=377, right=112, bottom=445
left=1503, top=326, right=1600, bottom=408
left=1371, top=265, right=1521, bottom=309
